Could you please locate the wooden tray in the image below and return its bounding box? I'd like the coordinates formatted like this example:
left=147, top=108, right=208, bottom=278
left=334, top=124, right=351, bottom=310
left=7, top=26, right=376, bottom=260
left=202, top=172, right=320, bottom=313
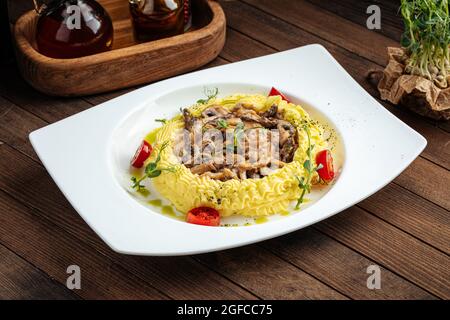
left=13, top=0, right=226, bottom=97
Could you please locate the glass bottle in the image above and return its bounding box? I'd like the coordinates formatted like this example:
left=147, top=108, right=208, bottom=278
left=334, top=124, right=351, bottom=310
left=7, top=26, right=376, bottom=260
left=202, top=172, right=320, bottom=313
left=35, top=0, right=114, bottom=59
left=129, top=0, right=184, bottom=42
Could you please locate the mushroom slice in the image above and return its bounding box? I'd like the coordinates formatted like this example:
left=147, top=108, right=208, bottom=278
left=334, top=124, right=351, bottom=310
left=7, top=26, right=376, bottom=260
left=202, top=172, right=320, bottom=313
left=226, top=117, right=243, bottom=127
left=277, top=120, right=296, bottom=145
left=190, top=162, right=216, bottom=175
left=280, top=138, right=297, bottom=162
left=262, top=105, right=278, bottom=118
left=202, top=105, right=229, bottom=118
left=203, top=168, right=237, bottom=181
left=183, top=108, right=195, bottom=130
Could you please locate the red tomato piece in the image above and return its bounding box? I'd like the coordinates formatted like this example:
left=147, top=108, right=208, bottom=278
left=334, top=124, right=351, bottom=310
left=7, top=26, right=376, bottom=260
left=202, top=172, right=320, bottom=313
left=186, top=207, right=220, bottom=226
left=268, top=87, right=290, bottom=103
left=315, top=150, right=335, bottom=182
left=131, top=140, right=153, bottom=168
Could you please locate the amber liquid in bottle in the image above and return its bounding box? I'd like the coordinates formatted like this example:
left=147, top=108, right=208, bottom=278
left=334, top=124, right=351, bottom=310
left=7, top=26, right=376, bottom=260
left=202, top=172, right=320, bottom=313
left=36, top=0, right=113, bottom=59
left=129, top=0, right=184, bottom=42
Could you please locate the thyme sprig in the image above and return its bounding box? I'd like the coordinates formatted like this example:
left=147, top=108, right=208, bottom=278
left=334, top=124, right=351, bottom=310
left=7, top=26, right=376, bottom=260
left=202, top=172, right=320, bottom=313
left=131, top=141, right=175, bottom=191
left=217, top=119, right=228, bottom=129
left=234, top=122, right=245, bottom=147
left=197, top=87, right=219, bottom=104
left=295, top=125, right=323, bottom=209
left=155, top=119, right=167, bottom=124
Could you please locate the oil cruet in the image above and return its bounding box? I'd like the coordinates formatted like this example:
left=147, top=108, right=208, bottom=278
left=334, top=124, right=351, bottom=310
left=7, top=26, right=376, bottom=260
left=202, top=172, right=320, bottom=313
left=129, top=0, right=185, bottom=42
left=34, top=0, right=113, bottom=59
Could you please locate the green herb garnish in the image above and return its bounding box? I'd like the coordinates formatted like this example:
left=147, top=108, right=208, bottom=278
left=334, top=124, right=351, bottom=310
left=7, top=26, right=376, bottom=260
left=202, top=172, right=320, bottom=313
left=234, top=122, right=245, bottom=147
left=217, top=119, right=228, bottom=129
left=295, top=125, right=323, bottom=209
left=400, top=0, right=450, bottom=87
left=155, top=119, right=167, bottom=124
left=131, top=141, right=175, bottom=191
left=197, top=87, right=219, bottom=104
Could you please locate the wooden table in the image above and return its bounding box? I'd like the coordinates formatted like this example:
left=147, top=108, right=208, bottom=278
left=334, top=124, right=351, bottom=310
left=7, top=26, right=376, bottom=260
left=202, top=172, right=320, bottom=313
left=0, top=0, right=449, bottom=300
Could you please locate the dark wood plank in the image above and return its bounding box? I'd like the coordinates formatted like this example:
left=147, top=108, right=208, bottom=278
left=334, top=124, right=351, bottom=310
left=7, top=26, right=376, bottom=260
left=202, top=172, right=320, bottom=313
left=197, top=246, right=347, bottom=300
left=306, top=0, right=403, bottom=42
left=0, top=188, right=168, bottom=300
left=240, top=0, right=398, bottom=66
left=0, top=96, right=43, bottom=159
left=83, top=87, right=133, bottom=106
left=317, top=207, right=450, bottom=299
left=0, top=64, right=92, bottom=123
left=0, top=91, right=438, bottom=300
left=360, top=183, right=450, bottom=255
left=438, top=121, right=450, bottom=134
left=0, top=244, right=79, bottom=300
left=264, top=229, right=435, bottom=300
left=394, top=157, right=450, bottom=211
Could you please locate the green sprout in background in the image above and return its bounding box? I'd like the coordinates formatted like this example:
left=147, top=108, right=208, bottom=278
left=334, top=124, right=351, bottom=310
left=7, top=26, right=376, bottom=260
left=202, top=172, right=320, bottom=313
left=400, top=0, right=450, bottom=88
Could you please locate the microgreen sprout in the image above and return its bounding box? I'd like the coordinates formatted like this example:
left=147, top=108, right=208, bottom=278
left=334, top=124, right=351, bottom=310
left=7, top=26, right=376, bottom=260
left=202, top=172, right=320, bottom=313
left=295, top=125, right=323, bottom=209
left=131, top=141, right=175, bottom=191
left=197, top=87, right=219, bottom=104
left=234, top=122, right=245, bottom=147
left=217, top=119, right=228, bottom=129
left=400, top=0, right=450, bottom=87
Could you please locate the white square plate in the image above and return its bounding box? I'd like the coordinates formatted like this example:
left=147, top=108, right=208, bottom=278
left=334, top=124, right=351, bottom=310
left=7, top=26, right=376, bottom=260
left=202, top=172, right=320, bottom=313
left=30, top=45, right=426, bottom=256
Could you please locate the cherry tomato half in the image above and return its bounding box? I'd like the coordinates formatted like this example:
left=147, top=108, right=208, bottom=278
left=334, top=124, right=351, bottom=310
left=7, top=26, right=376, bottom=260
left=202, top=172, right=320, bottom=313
left=186, top=207, right=220, bottom=226
left=315, top=150, right=335, bottom=182
left=268, top=87, right=291, bottom=103
left=131, top=140, right=153, bottom=168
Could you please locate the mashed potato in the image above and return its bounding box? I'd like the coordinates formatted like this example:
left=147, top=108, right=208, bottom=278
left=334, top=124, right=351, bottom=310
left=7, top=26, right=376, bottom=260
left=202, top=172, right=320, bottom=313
left=147, top=94, right=328, bottom=217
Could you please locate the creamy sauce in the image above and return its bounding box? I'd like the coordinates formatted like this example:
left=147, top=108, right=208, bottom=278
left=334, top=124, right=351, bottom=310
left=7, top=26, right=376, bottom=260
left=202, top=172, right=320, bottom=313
left=137, top=188, right=151, bottom=197
left=145, top=198, right=184, bottom=221
left=145, top=130, right=158, bottom=144
left=254, top=217, right=269, bottom=224
left=147, top=199, right=162, bottom=206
